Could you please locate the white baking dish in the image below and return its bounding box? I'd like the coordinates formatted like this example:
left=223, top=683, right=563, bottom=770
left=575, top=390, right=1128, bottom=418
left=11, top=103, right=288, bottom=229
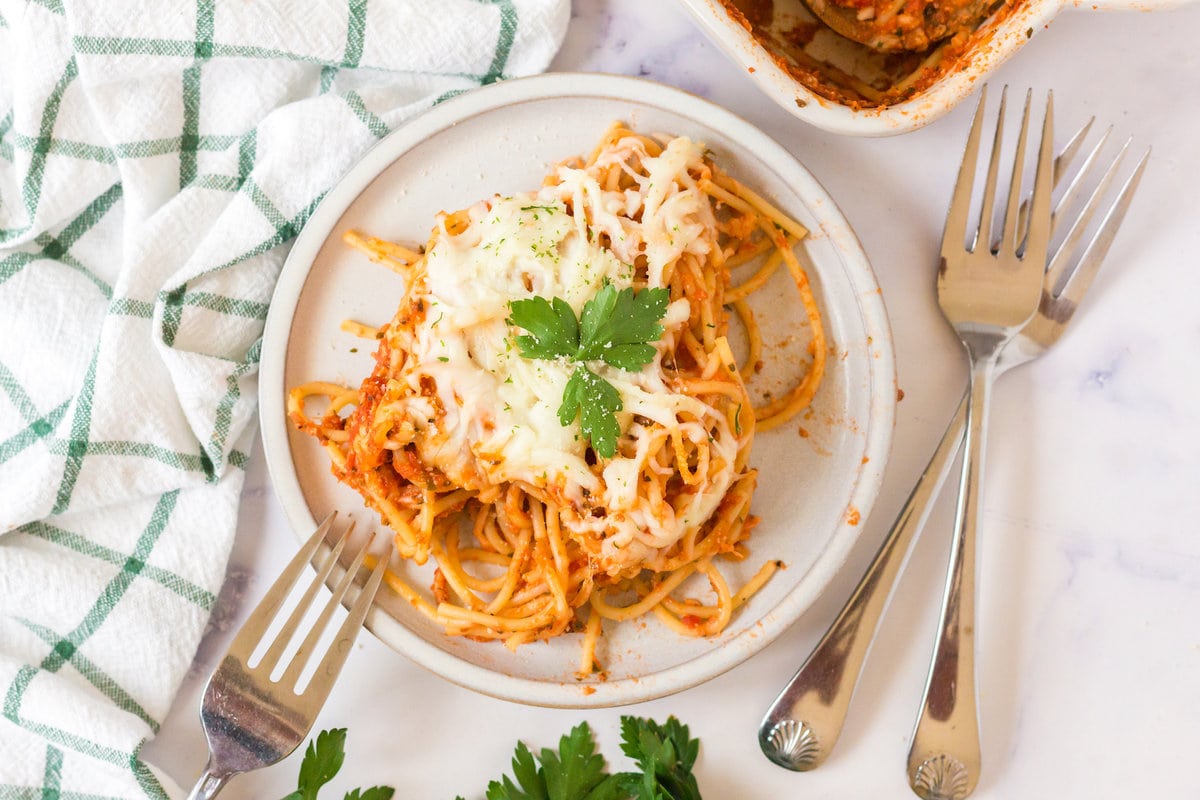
left=679, top=0, right=1192, bottom=136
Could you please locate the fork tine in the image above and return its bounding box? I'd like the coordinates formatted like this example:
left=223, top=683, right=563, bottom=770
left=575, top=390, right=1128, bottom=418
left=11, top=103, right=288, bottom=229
left=1046, top=135, right=1130, bottom=291
left=1013, top=116, right=1095, bottom=246
left=225, top=512, right=337, bottom=665
left=1020, top=91, right=1055, bottom=258
left=297, top=537, right=394, bottom=707
left=998, top=89, right=1033, bottom=252
left=1050, top=126, right=1113, bottom=239
left=974, top=86, right=1008, bottom=253
left=280, top=530, right=378, bottom=691
left=941, top=86, right=989, bottom=260
left=1052, top=146, right=1149, bottom=301
left=1055, top=116, right=1093, bottom=184
left=254, top=521, right=356, bottom=674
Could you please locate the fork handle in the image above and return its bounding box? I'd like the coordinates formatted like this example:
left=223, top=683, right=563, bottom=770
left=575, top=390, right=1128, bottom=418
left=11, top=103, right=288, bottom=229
left=907, top=361, right=994, bottom=800
left=186, top=761, right=232, bottom=800
left=759, top=392, right=968, bottom=770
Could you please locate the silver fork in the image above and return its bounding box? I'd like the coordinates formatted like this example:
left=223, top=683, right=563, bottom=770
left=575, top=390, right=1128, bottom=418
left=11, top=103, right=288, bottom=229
left=759, top=88, right=1148, bottom=785
left=187, top=513, right=393, bottom=799
left=907, top=86, right=1055, bottom=800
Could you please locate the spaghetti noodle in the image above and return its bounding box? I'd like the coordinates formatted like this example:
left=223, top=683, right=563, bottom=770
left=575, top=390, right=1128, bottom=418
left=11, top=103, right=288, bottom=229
left=289, top=124, right=825, bottom=676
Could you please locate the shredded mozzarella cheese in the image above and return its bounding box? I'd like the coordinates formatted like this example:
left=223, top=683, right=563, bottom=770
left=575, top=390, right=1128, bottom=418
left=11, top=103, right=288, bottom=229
left=394, top=136, right=736, bottom=572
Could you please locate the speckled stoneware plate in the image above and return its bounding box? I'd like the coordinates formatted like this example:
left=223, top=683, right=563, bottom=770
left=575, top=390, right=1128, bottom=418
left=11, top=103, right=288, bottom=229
left=259, top=73, right=895, bottom=708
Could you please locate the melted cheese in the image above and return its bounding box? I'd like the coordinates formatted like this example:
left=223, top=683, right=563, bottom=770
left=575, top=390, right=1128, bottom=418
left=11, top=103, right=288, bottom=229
left=393, top=136, right=737, bottom=572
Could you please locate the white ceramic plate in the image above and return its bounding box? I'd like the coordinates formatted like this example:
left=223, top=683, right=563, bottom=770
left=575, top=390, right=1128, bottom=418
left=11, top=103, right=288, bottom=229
left=259, top=73, right=895, bottom=708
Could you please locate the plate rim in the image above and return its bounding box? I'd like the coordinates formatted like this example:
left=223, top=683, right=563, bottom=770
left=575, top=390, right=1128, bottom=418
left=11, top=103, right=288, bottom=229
left=259, top=71, right=896, bottom=707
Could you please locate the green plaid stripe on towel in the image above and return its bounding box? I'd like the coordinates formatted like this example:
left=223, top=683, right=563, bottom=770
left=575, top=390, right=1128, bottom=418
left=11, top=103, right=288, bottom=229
left=0, top=0, right=567, bottom=794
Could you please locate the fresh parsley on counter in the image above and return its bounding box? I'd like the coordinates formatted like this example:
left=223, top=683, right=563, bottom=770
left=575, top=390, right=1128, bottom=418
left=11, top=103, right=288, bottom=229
left=507, top=284, right=670, bottom=458
left=457, top=715, right=704, bottom=800
left=281, top=728, right=394, bottom=800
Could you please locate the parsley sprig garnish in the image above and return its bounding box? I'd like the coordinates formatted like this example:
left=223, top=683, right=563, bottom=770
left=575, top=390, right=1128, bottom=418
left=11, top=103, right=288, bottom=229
left=457, top=716, right=703, bottom=800
left=281, top=728, right=394, bottom=800
left=507, top=284, right=669, bottom=458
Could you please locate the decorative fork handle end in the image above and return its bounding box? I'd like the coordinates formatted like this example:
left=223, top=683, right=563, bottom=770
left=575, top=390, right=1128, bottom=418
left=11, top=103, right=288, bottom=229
left=908, top=751, right=977, bottom=800
left=759, top=717, right=825, bottom=771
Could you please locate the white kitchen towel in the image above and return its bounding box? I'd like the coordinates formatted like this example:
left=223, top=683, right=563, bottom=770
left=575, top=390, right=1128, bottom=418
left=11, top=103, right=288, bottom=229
left=0, top=0, right=567, bottom=794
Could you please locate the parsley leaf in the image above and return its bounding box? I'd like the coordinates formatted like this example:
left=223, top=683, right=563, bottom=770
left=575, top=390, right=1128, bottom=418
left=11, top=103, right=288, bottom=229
left=478, top=722, right=620, bottom=800
left=576, top=285, right=669, bottom=369
left=508, top=296, right=580, bottom=360
left=343, top=789, right=395, bottom=800
left=282, top=728, right=346, bottom=800
left=507, top=284, right=669, bottom=458
left=540, top=722, right=613, bottom=800
left=281, top=729, right=395, bottom=800
left=481, top=741, right=547, bottom=800
left=613, top=717, right=702, bottom=800
left=559, top=367, right=622, bottom=458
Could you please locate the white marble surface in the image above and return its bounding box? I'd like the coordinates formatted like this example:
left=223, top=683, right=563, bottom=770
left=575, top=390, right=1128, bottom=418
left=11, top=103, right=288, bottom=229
left=144, top=1, right=1200, bottom=796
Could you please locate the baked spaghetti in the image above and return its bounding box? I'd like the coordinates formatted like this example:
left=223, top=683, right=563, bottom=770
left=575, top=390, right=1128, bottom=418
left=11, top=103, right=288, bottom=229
left=289, top=124, right=825, bottom=676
